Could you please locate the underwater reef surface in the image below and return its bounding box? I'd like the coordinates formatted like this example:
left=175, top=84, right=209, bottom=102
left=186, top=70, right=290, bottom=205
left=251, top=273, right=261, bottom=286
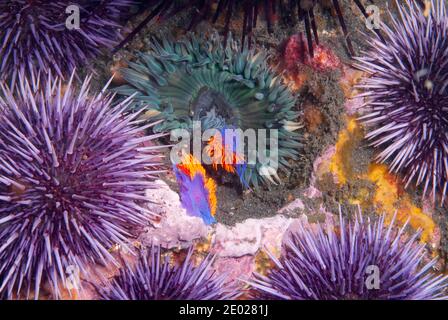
left=0, top=0, right=447, bottom=300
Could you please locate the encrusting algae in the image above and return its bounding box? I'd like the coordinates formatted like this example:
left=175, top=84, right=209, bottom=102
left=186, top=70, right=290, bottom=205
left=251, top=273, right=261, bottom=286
left=329, top=117, right=436, bottom=243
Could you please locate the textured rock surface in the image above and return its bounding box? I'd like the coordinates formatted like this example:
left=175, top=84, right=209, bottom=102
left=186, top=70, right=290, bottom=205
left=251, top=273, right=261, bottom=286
left=213, top=256, right=255, bottom=281
left=212, top=215, right=296, bottom=258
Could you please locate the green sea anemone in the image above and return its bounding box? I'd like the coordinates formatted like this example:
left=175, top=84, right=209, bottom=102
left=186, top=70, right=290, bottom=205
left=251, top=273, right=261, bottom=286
left=116, top=33, right=302, bottom=187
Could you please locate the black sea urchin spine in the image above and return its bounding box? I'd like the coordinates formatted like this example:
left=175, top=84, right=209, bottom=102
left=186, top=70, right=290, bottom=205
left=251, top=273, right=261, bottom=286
left=116, top=0, right=377, bottom=56
left=115, top=32, right=302, bottom=187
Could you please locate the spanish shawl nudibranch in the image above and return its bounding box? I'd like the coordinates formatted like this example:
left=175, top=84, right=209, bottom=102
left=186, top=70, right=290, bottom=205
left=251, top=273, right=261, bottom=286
left=206, top=128, right=248, bottom=187
left=174, top=154, right=217, bottom=225
left=116, top=32, right=302, bottom=188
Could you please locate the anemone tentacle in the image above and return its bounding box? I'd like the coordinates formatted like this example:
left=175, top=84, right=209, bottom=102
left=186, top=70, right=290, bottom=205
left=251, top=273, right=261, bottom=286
left=116, top=32, right=302, bottom=187
left=117, top=0, right=379, bottom=57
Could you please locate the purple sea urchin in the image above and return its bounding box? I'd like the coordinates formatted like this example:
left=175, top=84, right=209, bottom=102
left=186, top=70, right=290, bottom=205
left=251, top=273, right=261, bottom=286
left=0, top=72, right=165, bottom=299
left=97, top=246, right=239, bottom=300
left=0, top=0, right=132, bottom=85
left=355, top=0, right=448, bottom=204
left=249, top=209, right=448, bottom=300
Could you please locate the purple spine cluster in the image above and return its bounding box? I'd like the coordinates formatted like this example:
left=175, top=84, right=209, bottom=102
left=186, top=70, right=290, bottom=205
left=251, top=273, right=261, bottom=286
left=0, top=72, right=165, bottom=299
left=97, top=246, right=240, bottom=300
left=249, top=209, right=448, bottom=300
left=0, top=0, right=132, bottom=84
left=355, top=0, right=448, bottom=204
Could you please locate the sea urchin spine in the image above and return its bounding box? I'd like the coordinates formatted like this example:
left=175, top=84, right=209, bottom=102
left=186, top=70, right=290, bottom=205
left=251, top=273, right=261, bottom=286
left=0, top=0, right=132, bottom=85
left=355, top=0, right=448, bottom=204
left=97, top=246, right=240, bottom=300
left=0, top=72, right=165, bottom=299
left=249, top=208, right=448, bottom=300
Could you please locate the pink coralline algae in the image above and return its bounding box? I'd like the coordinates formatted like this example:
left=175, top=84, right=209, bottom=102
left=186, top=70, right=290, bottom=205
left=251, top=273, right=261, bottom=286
left=282, top=34, right=342, bottom=73
left=212, top=216, right=296, bottom=258
left=97, top=246, right=240, bottom=300
left=0, top=0, right=132, bottom=84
